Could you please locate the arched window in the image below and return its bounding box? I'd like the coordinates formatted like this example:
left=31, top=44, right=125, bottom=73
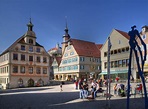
left=29, top=39, right=33, bottom=44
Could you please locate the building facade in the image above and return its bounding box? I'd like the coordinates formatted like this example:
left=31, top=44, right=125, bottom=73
left=0, top=20, right=50, bottom=89
left=52, top=26, right=102, bottom=81
left=100, top=29, right=131, bottom=80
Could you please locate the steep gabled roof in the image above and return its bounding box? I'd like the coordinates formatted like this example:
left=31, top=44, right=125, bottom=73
left=115, top=29, right=130, bottom=40
left=70, top=38, right=102, bottom=58
left=0, top=35, right=24, bottom=56
left=0, top=35, right=43, bottom=56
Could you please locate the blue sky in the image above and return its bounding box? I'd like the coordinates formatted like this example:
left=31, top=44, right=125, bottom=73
left=0, top=0, right=148, bottom=53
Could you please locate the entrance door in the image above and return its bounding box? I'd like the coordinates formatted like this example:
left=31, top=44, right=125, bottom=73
left=28, top=79, right=34, bottom=87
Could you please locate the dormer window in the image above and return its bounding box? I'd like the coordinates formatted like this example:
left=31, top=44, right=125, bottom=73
left=29, top=39, right=33, bottom=44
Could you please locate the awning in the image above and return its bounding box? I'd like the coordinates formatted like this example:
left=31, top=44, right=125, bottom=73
left=99, top=70, right=128, bottom=75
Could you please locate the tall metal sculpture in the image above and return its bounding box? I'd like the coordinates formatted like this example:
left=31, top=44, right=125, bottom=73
left=127, top=25, right=148, bottom=109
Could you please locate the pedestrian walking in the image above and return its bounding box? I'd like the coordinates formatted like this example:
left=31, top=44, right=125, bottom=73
left=60, top=81, right=64, bottom=92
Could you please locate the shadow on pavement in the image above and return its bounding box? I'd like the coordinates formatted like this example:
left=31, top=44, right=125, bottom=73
left=0, top=90, right=145, bottom=109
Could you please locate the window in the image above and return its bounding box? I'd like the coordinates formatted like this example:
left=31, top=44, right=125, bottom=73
left=122, top=48, right=125, bottom=52
left=36, top=48, right=40, bottom=53
left=70, top=52, right=74, bottom=55
left=74, top=65, right=78, bottom=70
left=80, top=65, right=84, bottom=70
left=104, top=52, right=107, bottom=57
left=115, top=61, right=118, bottom=67
left=126, top=59, right=129, bottom=66
left=43, top=57, right=47, bottom=63
left=67, top=46, right=71, bottom=50
left=13, top=66, right=18, bottom=73
left=29, top=46, right=33, bottom=52
left=111, top=61, right=114, bottom=68
left=64, top=53, right=68, bottom=57
left=43, top=68, right=47, bottom=74
left=21, top=54, right=25, bottom=61
left=114, top=50, right=117, bottom=54
left=36, top=67, right=41, bottom=74
left=122, top=59, right=126, bottom=67
left=29, top=67, right=33, bottom=74
left=118, top=49, right=121, bottom=53
left=62, top=60, right=67, bottom=64
left=104, top=62, right=107, bottom=68
left=20, top=66, right=25, bottom=73
left=36, top=56, right=40, bottom=62
left=29, top=56, right=33, bottom=61
left=13, top=54, right=18, bottom=60
left=21, top=45, right=25, bottom=51
left=118, top=60, right=122, bottom=67
left=29, top=39, right=33, bottom=44
left=118, top=40, right=121, bottom=44
left=80, top=57, right=85, bottom=61
left=126, top=47, right=129, bottom=51
left=68, top=59, right=72, bottom=63
left=111, top=51, right=113, bottom=55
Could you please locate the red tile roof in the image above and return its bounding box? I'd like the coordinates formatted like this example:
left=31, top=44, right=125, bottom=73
left=70, top=39, right=102, bottom=58
left=115, top=29, right=130, bottom=40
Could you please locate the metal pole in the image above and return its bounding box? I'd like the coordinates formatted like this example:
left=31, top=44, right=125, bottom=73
left=107, top=37, right=111, bottom=109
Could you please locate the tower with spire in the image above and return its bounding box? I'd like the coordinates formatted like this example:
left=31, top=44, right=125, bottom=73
left=62, top=18, right=71, bottom=54
left=24, top=18, right=36, bottom=45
